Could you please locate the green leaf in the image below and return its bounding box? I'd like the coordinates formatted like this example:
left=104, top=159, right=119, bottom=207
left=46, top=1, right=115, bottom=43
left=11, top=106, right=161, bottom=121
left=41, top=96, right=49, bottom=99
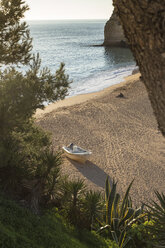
left=105, top=176, right=110, bottom=201
left=98, top=224, right=110, bottom=233
left=114, top=193, right=120, bottom=218
left=155, top=191, right=165, bottom=210
left=119, top=179, right=134, bottom=219
left=112, top=218, right=120, bottom=231
left=119, top=230, right=126, bottom=248
left=119, top=208, right=134, bottom=228
left=111, top=231, right=119, bottom=244
left=106, top=180, right=117, bottom=225
left=134, top=205, right=143, bottom=218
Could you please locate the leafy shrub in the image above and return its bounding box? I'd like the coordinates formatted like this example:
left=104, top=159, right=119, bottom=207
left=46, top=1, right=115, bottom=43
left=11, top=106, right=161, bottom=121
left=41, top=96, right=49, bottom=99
left=56, top=178, right=105, bottom=230
left=56, top=177, right=86, bottom=227
left=82, top=190, right=104, bottom=230
left=0, top=193, right=115, bottom=248
left=127, top=221, right=154, bottom=248
left=146, top=191, right=165, bottom=247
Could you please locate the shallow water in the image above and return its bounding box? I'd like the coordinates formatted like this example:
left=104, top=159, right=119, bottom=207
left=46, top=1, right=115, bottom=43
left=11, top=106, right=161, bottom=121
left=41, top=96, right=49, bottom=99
left=28, top=20, right=135, bottom=96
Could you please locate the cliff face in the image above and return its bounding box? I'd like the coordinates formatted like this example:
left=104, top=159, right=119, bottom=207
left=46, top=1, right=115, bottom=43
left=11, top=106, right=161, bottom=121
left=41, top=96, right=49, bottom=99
left=103, top=10, right=128, bottom=47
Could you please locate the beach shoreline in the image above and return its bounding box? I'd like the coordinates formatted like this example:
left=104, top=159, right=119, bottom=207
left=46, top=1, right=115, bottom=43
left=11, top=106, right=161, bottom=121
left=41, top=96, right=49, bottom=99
left=36, top=73, right=165, bottom=205
left=35, top=73, right=140, bottom=119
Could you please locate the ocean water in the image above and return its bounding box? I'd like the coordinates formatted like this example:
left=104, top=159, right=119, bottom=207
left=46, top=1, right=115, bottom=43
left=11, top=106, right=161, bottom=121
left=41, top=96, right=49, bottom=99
left=28, top=20, right=135, bottom=97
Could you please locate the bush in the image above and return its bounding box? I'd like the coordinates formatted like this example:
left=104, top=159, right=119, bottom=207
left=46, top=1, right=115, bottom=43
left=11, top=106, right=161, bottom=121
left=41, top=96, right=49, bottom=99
left=146, top=191, right=165, bottom=247
left=127, top=221, right=154, bottom=248
left=0, top=193, right=115, bottom=248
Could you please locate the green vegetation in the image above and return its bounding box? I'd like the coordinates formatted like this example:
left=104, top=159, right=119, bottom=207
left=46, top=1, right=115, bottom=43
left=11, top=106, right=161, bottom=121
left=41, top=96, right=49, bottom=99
left=0, top=0, right=32, bottom=65
left=0, top=1, right=164, bottom=248
left=0, top=0, right=71, bottom=214
left=56, top=178, right=103, bottom=230
left=1, top=174, right=164, bottom=248
left=0, top=194, right=118, bottom=248
left=98, top=178, right=144, bottom=248
left=146, top=191, right=165, bottom=247
left=127, top=221, right=154, bottom=248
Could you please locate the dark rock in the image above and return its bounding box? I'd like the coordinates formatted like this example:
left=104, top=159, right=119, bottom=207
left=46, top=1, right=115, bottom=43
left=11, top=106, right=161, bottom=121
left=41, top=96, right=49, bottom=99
left=116, top=93, right=125, bottom=98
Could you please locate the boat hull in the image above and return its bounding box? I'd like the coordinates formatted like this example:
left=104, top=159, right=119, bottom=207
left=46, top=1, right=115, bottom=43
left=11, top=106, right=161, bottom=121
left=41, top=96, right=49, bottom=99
left=63, top=151, right=90, bottom=163
left=62, top=145, right=91, bottom=163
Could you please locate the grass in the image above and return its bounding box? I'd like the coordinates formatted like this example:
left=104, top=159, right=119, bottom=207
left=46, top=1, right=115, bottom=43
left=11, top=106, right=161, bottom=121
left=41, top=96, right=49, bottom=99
left=0, top=194, right=118, bottom=248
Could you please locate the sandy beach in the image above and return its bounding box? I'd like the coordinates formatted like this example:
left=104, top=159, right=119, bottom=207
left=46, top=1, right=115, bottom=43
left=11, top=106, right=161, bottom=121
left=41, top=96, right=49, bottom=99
left=35, top=73, right=165, bottom=205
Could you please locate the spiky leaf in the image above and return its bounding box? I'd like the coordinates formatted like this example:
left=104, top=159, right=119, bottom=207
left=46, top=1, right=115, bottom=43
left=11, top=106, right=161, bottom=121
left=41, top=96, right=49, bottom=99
left=119, top=180, right=134, bottom=219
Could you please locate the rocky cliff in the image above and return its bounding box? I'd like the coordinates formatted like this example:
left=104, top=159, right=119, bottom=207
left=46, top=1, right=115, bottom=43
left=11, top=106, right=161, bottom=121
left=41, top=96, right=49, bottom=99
left=103, top=10, right=128, bottom=47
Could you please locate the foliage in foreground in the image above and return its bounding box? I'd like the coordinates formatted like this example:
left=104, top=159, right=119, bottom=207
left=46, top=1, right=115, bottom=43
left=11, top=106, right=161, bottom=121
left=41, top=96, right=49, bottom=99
left=146, top=191, right=165, bottom=247
left=98, top=178, right=144, bottom=248
left=0, top=1, right=164, bottom=248
left=127, top=221, right=154, bottom=248
left=0, top=0, right=32, bottom=65
left=56, top=177, right=149, bottom=248
left=56, top=177, right=103, bottom=230
left=0, top=0, right=71, bottom=214
left=0, top=194, right=118, bottom=248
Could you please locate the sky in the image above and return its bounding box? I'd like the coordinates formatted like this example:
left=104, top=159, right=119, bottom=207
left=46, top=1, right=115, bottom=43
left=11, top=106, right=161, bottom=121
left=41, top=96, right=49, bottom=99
left=25, top=0, right=113, bottom=20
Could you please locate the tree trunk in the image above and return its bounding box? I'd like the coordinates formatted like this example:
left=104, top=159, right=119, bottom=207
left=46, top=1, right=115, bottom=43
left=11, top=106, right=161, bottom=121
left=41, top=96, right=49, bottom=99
left=113, top=0, right=165, bottom=136
left=23, top=179, right=43, bottom=215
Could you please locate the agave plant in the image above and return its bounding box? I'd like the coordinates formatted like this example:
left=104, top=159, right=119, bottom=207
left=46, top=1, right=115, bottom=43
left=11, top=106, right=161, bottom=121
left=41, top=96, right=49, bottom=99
left=98, top=177, right=144, bottom=248
left=146, top=191, right=165, bottom=247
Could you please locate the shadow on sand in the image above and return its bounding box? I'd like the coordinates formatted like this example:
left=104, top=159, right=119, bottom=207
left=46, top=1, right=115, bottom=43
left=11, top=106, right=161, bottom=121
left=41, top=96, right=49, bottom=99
left=67, top=158, right=112, bottom=189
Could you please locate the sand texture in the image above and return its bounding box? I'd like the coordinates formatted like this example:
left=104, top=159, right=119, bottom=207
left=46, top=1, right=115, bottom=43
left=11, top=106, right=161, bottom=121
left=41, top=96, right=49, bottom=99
left=36, top=74, right=165, bottom=205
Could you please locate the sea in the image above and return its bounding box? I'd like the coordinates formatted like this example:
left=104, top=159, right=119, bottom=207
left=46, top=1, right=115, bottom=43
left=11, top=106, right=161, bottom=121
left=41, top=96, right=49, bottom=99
left=28, top=20, right=136, bottom=97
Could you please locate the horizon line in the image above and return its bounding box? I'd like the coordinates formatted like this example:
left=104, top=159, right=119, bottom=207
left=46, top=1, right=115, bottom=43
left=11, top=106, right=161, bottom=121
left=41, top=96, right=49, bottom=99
left=24, top=18, right=108, bottom=21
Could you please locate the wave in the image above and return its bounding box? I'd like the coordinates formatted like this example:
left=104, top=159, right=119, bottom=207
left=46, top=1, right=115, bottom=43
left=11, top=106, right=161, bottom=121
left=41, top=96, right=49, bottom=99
left=69, top=64, right=136, bottom=97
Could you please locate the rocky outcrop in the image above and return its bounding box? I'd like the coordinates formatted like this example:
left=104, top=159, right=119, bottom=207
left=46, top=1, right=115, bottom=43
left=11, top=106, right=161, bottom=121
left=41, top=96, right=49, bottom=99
left=103, top=10, right=128, bottom=47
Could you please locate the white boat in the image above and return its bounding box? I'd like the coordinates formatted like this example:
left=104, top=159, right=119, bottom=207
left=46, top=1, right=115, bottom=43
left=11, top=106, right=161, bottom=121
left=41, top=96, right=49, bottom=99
left=62, top=143, right=92, bottom=163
